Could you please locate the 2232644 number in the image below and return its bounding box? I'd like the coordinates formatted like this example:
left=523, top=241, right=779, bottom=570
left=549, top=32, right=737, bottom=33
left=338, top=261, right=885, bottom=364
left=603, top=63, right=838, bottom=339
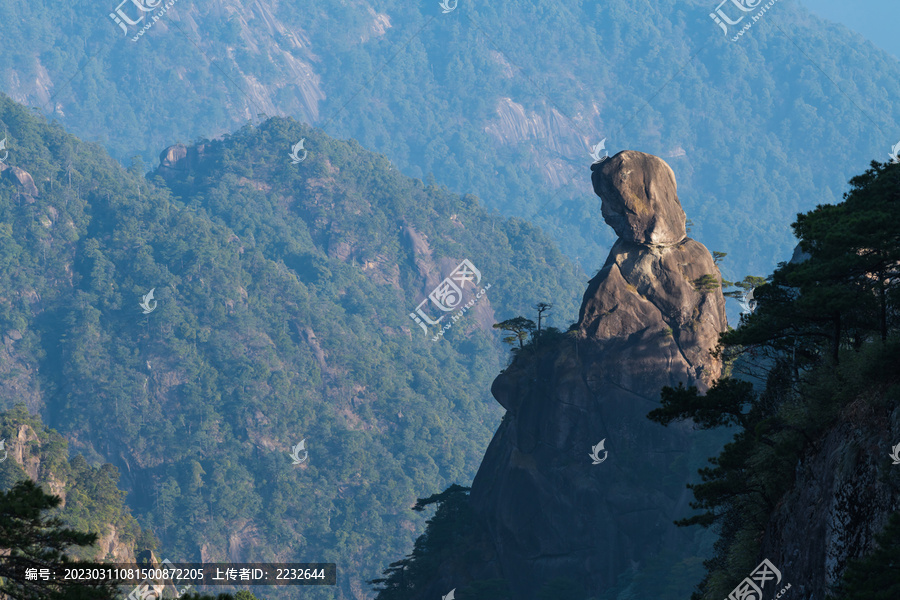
left=276, top=568, right=326, bottom=580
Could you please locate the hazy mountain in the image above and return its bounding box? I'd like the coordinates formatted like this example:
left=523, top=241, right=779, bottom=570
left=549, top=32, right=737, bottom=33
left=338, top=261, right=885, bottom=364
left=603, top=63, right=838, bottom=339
left=0, top=93, right=585, bottom=599
left=1, top=0, right=899, bottom=286
left=800, top=0, right=900, bottom=59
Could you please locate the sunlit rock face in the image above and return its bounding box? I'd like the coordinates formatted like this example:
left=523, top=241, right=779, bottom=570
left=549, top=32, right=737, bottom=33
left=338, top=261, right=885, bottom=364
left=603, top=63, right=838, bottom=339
left=466, top=151, right=727, bottom=599
left=0, top=163, right=40, bottom=199
left=592, top=150, right=687, bottom=246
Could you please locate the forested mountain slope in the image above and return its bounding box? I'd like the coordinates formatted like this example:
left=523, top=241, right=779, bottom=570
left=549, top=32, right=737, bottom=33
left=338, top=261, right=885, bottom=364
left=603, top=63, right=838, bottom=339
left=0, top=94, right=584, bottom=599
left=1, top=0, right=898, bottom=282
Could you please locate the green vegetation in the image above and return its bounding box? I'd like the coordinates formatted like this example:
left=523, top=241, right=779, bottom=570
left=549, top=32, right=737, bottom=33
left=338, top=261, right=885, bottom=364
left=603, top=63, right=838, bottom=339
left=492, top=317, right=535, bottom=350
left=0, top=405, right=143, bottom=563
left=648, top=160, right=900, bottom=599
left=370, top=485, right=510, bottom=600
left=692, top=274, right=720, bottom=293
left=722, top=275, right=766, bottom=302
left=0, top=479, right=118, bottom=600
left=0, top=94, right=584, bottom=599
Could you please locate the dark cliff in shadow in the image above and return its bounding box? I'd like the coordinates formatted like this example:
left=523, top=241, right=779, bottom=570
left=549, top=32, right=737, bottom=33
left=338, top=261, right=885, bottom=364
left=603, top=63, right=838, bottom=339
left=377, top=151, right=729, bottom=600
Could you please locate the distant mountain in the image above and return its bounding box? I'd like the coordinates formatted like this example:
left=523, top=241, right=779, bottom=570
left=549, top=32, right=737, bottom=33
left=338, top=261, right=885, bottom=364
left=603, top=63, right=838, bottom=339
left=2, top=0, right=899, bottom=285
left=0, top=93, right=585, bottom=599
left=800, top=0, right=900, bottom=59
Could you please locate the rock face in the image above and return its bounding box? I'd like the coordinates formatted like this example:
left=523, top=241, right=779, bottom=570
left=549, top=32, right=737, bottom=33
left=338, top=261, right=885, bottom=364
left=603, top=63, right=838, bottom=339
left=466, top=151, right=727, bottom=598
left=759, top=398, right=900, bottom=599
left=592, top=150, right=686, bottom=246
left=157, top=143, right=214, bottom=183
left=0, top=163, right=40, bottom=198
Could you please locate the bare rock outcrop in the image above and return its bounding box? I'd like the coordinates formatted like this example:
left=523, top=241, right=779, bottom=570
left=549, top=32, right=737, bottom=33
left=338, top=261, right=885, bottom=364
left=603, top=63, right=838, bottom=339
left=592, top=150, right=686, bottom=246
left=157, top=143, right=214, bottom=183
left=0, top=163, right=39, bottom=198
left=462, top=151, right=727, bottom=599
left=759, top=397, right=900, bottom=598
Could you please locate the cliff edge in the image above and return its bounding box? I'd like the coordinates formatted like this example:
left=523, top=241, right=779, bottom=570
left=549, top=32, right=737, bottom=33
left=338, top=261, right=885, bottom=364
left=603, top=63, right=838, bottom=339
left=466, top=151, right=727, bottom=598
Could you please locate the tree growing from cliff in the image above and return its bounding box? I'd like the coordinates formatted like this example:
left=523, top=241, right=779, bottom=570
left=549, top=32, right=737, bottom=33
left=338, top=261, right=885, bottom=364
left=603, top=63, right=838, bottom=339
left=653, top=161, right=900, bottom=600
left=722, top=161, right=900, bottom=364
left=369, top=485, right=520, bottom=600
left=534, top=302, right=553, bottom=336
left=0, top=479, right=118, bottom=600
left=492, top=317, right=535, bottom=350
left=647, top=378, right=785, bottom=529
left=693, top=274, right=720, bottom=293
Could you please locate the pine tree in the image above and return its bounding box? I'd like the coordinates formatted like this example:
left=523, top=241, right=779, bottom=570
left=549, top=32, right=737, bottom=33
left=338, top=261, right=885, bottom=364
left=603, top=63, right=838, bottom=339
left=0, top=480, right=117, bottom=600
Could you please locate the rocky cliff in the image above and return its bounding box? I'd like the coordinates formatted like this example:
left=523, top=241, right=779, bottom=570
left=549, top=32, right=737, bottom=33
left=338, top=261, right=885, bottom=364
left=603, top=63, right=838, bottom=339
left=459, top=151, right=727, bottom=598
left=758, top=394, right=900, bottom=599
left=0, top=406, right=142, bottom=563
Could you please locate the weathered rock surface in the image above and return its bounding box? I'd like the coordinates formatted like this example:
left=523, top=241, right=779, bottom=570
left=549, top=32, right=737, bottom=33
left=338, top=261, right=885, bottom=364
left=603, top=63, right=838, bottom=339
left=0, top=162, right=39, bottom=198
left=157, top=143, right=215, bottom=182
left=759, top=398, right=900, bottom=599
left=462, top=151, right=727, bottom=598
left=592, top=150, right=686, bottom=246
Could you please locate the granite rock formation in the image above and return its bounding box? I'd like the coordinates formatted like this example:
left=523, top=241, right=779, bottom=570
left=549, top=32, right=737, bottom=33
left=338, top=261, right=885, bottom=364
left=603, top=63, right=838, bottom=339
left=0, top=163, right=39, bottom=199
left=461, top=151, right=727, bottom=598
left=157, top=143, right=216, bottom=183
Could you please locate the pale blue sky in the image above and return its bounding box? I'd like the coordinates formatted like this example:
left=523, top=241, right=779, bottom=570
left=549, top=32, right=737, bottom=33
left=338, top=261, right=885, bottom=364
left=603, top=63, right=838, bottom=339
left=800, top=0, right=900, bottom=59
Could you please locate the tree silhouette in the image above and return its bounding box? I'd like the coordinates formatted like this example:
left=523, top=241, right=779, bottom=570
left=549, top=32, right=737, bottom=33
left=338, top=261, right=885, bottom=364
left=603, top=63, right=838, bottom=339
left=534, top=302, right=553, bottom=336
left=492, top=317, right=536, bottom=349
left=0, top=480, right=117, bottom=600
